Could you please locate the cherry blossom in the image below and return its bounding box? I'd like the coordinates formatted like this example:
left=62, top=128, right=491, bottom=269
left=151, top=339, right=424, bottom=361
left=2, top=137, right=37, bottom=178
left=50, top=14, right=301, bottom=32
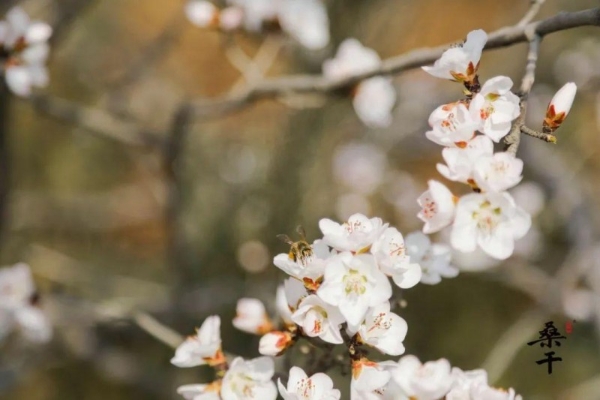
left=291, top=294, right=345, bottom=344
left=371, top=227, right=422, bottom=289
left=422, top=29, right=487, bottom=83
left=177, top=382, right=222, bottom=400
left=451, top=192, right=531, bottom=260
left=436, top=135, right=494, bottom=185
left=278, top=366, right=341, bottom=400
left=0, top=7, right=52, bottom=96
left=351, top=358, right=392, bottom=400
left=448, top=367, right=522, bottom=400
left=185, top=1, right=244, bottom=31
left=171, top=315, right=223, bottom=367
left=544, top=82, right=577, bottom=132
left=352, top=76, right=397, bottom=128
left=221, top=356, right=278, bottom=400
left=278, top=0, right=330, bottom=50
left=323, top=39, right=395, bottom=127
left=273, top=239, right=332, bottom=286
left=185, top=1, right=218, bottom=27
left=233, top=298, right=274, bottom=335
left=469, top=76, right=521, bottom=142
left=356, top=301, right=408, bottom=356
left=417, top=180, right=457, bottom=234
left=259, top=330, right=294, bottom=356
left=0, top=263, right=52, bottom=343
left=472, top=152, right=524, bottom=193
left=317, top=252, right=392, bottom=331
left=405, top=232, right=458, bottom=285
left=426, top=103, right=480, bottom=147
left=226, top=0, right=330, bottom=49
left=319, top=213, right=388, bottom=253
left=391, top=355, right=454, bottom=399
left=277, top=278, right=307, bottom=323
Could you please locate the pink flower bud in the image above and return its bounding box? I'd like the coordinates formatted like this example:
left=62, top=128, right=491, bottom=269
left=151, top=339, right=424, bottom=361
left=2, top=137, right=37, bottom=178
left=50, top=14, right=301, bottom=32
left=544, top=82, right=577, bottom=132
left=258, top=331, right=293, bottom=356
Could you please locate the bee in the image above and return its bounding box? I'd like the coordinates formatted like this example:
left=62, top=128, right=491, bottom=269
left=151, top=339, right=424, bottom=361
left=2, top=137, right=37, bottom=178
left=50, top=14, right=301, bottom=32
left=277, top=226, right=313, bottom=263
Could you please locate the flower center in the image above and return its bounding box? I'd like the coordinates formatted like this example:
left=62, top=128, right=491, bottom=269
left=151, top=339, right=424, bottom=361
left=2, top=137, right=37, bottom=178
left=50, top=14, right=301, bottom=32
left=343, top=269, right=368, bottom=295
left=296, top=377, right=315, bottom=399
left=472, top=201, right=502, bottom=234
left=367, top=312, right=392, bottom=337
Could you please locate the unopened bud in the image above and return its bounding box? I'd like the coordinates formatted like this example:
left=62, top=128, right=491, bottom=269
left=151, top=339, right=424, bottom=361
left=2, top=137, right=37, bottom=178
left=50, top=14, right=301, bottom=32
left=544, top=82, right=577, bottom=132
left=258, top=331, right=294, bottom=356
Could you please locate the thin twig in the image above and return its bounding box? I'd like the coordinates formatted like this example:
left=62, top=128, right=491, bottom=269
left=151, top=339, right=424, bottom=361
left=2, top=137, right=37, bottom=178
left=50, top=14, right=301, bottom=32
left=192, top=8, right=600, bottom=117
left=504, top=33, right=541, bottom=155
left=28, top=95, right=163, bottom=148
left=520, top=125, right=556, bottom=142
left=132, top=311, right=183, bottom=349
left=481, top=307, right=548, bottom=384
left=517, top=0, right=547, bottom=27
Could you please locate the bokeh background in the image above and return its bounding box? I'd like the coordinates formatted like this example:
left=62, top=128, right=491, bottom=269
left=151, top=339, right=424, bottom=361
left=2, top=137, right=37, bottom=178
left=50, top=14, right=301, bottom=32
left=1, top=0, right=600, bottom=399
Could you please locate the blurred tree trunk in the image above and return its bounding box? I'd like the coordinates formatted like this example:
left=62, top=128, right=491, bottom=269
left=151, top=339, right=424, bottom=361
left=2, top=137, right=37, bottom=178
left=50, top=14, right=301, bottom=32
left=0, top=82, right=10, bottom=250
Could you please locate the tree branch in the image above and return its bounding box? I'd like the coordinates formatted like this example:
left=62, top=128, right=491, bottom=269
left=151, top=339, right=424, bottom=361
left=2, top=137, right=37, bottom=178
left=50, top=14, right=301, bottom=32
left=503, top=33, right=541, bottom=155
left=28, top=95, right=163, bottom=148
left=191, top=7, right=600, bottom=117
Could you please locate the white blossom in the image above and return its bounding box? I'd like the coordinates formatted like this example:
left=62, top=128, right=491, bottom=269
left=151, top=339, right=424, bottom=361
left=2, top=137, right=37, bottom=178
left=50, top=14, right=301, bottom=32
left=219, top=7, right=244, bottom=31
left=422, top=29, right=487, bottom=82
left=446, top=367, right=488, bottom=400
left=221, top=356, right=278, bottom=400
left=353, top=76, right=396, bottom=128
left=472, top=152, right=524, bottom=193
left=426, top=103, right=480, bottom=147
left=323, top=39, right=395, bottom=127
left=277, top=278, right=307, bottom=324
left=351, top=359, right=392, bottom=400
left=177, top=382, right=221, bottom=400
left=226, top=0, right=329, bottom=49
left=273, top=239, right=332, bottom=285
left=545, top=82, right=577, bottom=131
left=227, top=0, right=277, bottom=31
left=469, top=76, right=521, bottom=142
left=0, top=7, right=52, bottom=96
left=437, top=135, right=494, bottom=185
left=371, top=227, right=422, bottom=289
left=357, top=301, right=407, bottom=356
left=233, top=298, right=274, bottom=335
left=451, top=192, right=531, bottom=260
left=417, top=180, right=456, bottom=234
left=319, top=213, right=388, bottom=253
left=0, top=263, right=52, bottom=343
left=323, top=38, right=380, bottom=79
left=185, top=1, right=218, bottom=27
left=317, top=252, right=392, bottom=332
left=291, top=294, right=345, bottom=344
left=278, top=0, right=329, bottom=50
left=259, top=331, right=294, bottom=356
left=278, top=366, right=341, bottom=400
left=171, top=315, right=222, bottom=367
left=447, top=368, right=522, bottom=400
left=405, top=232, right=458, bottom=285
left=391, top=355, right=454, bottom=399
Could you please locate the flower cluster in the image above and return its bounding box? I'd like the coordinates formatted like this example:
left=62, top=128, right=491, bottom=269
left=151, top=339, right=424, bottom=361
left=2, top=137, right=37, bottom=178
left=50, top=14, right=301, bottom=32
left=323, top=39, right=396, bottom=128
left=0, top=7, right=52, bottom=96
left=0, top=263, right=52, bottom=343
left=185, top=0, right=330, bottom=50
left=350, top=355, right=522, bottom=399
left=418, top=29, right=578, bottom=260
left=171, top=314, right=522, bottom=399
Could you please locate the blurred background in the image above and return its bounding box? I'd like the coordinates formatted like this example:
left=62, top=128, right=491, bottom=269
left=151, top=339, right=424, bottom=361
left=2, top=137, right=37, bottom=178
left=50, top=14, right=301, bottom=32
left=1, top=0, right=600, bottom=398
